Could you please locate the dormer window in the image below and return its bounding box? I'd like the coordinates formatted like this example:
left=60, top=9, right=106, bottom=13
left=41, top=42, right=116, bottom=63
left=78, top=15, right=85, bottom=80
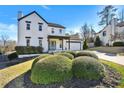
left=59, top=29, right=62, bottom=34
left=52, top=28, right=54, bottom=34
left=103, top=31, right=106, bottom=36
left=38, top=23, right=43, bottom=31
left=25, top=21, right=31, bottom=30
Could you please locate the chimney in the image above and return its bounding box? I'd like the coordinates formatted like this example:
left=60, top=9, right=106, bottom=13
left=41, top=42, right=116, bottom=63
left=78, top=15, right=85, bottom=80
left=18, top=11, right=23, bottom=19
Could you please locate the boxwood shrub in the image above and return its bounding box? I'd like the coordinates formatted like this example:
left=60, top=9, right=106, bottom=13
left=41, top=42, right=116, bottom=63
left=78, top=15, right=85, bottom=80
left=15, top=46, right=43, bottom=54
left=7, top=52, right=18, bottom=60
left=31, top=54, right=51, bottom=68
left=72, top=56, right=105, bottom=80
left=31, top=55, right=72, bottom=84
left=113, top=42, right=124, bottom=46
left=65, top=51, right=77, bottom=57
left=76, top=51, right=98, bottom=59
left=57, top=53, right=74, bottom=59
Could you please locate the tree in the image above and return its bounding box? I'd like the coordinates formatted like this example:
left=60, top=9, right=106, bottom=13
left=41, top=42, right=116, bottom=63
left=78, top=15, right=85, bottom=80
left=118, top=9, right=124, bottom=22
left=0, top=33, right=9, bottom=54
left=80, top=23, right=90, bottom=40
left=83, top=39, right=88, bottom=50
left=97, top=5, right=117, bottom=26
left=94, top=36, right=101, bottom=47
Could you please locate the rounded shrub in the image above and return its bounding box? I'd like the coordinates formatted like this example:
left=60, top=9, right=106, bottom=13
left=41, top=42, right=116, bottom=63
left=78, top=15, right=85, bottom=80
left=76, top=51, right=98, bottom=59
left=31, top=55, right=72, bottom=84
left=31, top=54, right=50, bottom=68
left=65, top=51, right=77, bottom=57
left=72, top=56, right=105, bottom=80
left=57, top=53, right=74, bottom=59
left=7, top=52, right=18, bottom=60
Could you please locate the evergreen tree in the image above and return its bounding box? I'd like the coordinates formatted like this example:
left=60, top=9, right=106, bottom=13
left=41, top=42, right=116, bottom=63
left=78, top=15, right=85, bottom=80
left=83, top=39, right=88, bottom=50
left=94, top=36, right=101, bottom=47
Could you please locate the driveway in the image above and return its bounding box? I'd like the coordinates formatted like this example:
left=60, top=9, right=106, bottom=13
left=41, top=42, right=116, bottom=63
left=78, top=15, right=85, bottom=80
left=92, top=51, right=124, bottom=65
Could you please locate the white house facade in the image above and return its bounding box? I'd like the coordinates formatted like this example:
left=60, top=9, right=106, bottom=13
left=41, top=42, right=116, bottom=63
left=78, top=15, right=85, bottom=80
left=96, top=18, right=124, bottom=46
left=17, top=11, right=82, bottom=52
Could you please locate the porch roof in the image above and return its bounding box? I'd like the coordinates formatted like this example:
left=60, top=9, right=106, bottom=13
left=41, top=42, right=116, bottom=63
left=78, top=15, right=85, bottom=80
left=48, top=35, right=70, bottom=39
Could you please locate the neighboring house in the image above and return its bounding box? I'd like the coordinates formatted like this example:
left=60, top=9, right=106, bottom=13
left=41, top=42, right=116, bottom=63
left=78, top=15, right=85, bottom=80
left=96, top=18, right=124, bottom=46
left=17, top=11, right=82, bottom=52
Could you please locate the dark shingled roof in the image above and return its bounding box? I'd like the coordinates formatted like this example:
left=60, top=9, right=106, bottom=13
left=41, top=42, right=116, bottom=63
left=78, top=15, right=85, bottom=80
left=69, top=33, right=81, bottom=40
left=18, top=11, right=65, bottom=29
left=48, top=22, right=65, bottom=28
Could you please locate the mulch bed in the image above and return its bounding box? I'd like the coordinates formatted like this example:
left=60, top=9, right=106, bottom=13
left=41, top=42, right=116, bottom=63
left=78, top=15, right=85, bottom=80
left=5, top=64, right=122, bottom=88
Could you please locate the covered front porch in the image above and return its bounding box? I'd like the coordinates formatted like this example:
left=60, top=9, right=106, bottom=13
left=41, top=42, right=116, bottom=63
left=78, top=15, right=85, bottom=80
left=47, top=35, right=70, bottom=52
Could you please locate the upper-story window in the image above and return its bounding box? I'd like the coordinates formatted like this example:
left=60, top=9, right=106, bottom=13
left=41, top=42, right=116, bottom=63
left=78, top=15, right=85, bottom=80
left=59, top=29, right=62, bottom=34
left=25, top=21, right=31, bottom=30
left=51, top=28, right=54, bottom=34
left=103, top=31, right=106, bottom=37
left=38, top=23, right=43, bottom=31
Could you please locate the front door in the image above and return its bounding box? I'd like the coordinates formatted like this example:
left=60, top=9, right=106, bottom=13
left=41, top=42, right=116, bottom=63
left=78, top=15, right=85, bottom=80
left=50, top=41, right=56, bottom=50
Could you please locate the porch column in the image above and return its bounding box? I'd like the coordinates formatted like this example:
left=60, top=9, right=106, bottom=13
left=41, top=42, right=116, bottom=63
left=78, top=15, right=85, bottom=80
left=48, top=38, right=50, bottom=51
left=68, top=38, right=70, bottom=50
left=62, top=39, right=64, bottom=50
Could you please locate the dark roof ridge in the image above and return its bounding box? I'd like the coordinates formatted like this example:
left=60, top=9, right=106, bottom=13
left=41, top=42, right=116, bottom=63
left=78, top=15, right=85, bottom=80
left=18, top=11, right=65, bottom=28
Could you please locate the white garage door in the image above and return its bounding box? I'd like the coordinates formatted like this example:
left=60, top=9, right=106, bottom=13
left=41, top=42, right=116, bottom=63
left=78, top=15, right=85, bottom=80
left=70, top=42, right=81, bottom=50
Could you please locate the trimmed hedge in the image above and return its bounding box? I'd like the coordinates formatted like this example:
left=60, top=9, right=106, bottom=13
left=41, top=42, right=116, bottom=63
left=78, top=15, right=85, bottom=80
left=15, top=46, right=43, bottom=54
left=31, top=55, right=72, bottom=84
left=31, top=54, right=50, bottom=68
left=113, top=42, right=124, bottom=46
left=72, top=56, right=105, bottom=80
left=76, top=51, right=98, bottom=59
left=7, top=52, right=18, bottom=60
left=65, top=51, right=77, bottom=57
left=57, top=53, right=74, bottom=59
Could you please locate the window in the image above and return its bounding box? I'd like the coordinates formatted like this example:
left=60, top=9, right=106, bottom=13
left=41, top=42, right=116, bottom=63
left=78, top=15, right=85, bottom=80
left=103, top=31, right=106, bottom=36
left=26, top=23, right=30, bottom=30
left=26, top=21, right=31, bottom=30
left=59, top=29, right=62, bottom=34
left=26, top=39, right=30, bottom=46
left=39, top=25, right=42, bottom=31
left=38, top=23, right=43, bottom=31
left=51, top=28, right=54, bottom=34
left=39, top=39, right=42, bottom=47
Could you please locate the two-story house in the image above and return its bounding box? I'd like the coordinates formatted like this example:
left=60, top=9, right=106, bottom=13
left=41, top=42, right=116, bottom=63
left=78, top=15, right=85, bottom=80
left=96, top=18, right=124, bottom=46
left=17, top=11, right=82, bottom=52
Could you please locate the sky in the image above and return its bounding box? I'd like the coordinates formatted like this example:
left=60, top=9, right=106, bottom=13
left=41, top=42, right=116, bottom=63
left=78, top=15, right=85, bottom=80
left=0, top=5, right=123, bottom=41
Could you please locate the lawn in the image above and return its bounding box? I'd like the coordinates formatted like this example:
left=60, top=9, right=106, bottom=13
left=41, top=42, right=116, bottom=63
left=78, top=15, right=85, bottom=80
left=100, top=59, right=124, bottom=88
left=0, top=59, right=34, bottom=88
left=88, top=47, right=124, bottom=54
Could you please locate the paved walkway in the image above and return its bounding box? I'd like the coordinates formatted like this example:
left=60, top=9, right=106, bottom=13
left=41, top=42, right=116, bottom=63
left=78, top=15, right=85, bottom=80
left=92, top=51, right=124, bottom=65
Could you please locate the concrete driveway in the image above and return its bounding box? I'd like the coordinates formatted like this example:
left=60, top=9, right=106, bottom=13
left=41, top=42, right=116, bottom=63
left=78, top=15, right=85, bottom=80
left=92, top=51, right=124, bottom=65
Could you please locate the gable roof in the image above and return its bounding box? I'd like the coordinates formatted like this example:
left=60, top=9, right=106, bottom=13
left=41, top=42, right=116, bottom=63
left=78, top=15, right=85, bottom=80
left=18, top=11, right=65, bottom=28
left=18, top=11, right=48, bottom=23
left=96, top=25, right=108, bottom=34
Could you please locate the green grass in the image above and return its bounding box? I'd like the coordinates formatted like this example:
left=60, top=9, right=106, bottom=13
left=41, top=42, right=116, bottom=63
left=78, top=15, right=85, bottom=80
left=100, top=59, right=124, bottom=88
left=88, top=47, right=124, bottom=54
left=0, top=59, right=34, bottom=88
